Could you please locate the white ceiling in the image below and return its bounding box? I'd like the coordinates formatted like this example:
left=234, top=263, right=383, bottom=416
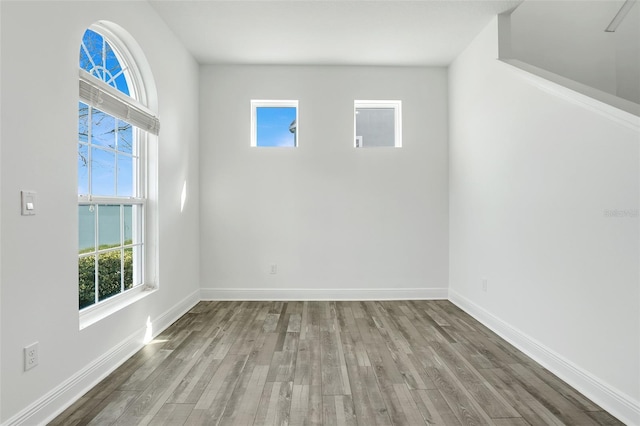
left=148, top=0, right=523, bottom=66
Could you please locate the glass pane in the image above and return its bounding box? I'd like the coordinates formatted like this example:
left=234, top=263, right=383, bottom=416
left=256, top=106, right=297, bottom=147
left=91, top=147, right=115, bottom=196
left=123, top=205, right=133, bottom=244
left=105, top=43, right=130, bottom=95
left=78, top=144, right=89, bottom=195
left=117, top=120, right=133, bottom=154
left=80, top=29, right=130, bottom=97
left=81, top=29, right=104, bottom=76
left=79, top=48, right=91, bottom=74
left=355, top=108, right=395, bottom=147
left=104, top=42, right=121, bottom=88
left=98, top=250, right=122, bottom=301
left=117, top=154, right=133, bottom=197
left=98, top=205, right=121, bottom=249
left=131, top=245, right=142, bottom=286
left=78, top=255, right=96, bottom=309
left=92, top=108, right=116, bottom=149
left=114, top=73, right=130, bottom=96
left=123, top=247, right=133, bottom=290
left=127, top=205, right=143, bottom=246
left=79, top=205, right=95, bottom=253
left=136, top=205, right=143, bottom=245
left=79, top=102, right=88, bottom=143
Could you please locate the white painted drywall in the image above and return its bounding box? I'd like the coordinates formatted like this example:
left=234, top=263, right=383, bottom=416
left=450, top=17, right=639, bottom=423
left=0, top=1, right=199, bottom=422
left=509, top=0, right=640, bottom=104
left=199, top=65, right=448, bottom=297
left=0, top=2, right=3, bottom=421
left=615, top=1, right=640, bottom=103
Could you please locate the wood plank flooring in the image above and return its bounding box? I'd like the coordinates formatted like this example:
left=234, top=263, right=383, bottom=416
left=50, top=301, right=623, bottom=425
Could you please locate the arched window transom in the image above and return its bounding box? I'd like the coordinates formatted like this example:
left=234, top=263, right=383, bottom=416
left=80, top=28, right=130, bottom=96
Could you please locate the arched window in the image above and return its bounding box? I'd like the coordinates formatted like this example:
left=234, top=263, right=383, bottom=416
left=78, top=25, right=158, bottom=312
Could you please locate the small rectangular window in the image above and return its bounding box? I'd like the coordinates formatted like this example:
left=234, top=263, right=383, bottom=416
left=251, top=100, right=298, bottom=147
left=354, top=100, right=402, bottom=148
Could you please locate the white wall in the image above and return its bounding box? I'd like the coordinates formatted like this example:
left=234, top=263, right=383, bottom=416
left=615, top=1, right=640, bottom=103
left=450, top=17, right=640, bottom=424
left=509, top=0, right=640, bottom=104
left=199, top=65, right=448, bottom=299
left=0, top=1, right=200, bottom=423
left=0, top=1, right=3, bottom=420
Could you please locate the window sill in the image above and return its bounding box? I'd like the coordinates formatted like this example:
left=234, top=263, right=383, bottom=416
left=79, top=285, right=157, bottom=330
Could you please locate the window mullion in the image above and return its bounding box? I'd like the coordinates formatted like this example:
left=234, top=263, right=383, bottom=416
left=101, top=38, right=106, bottom=82
left=115, top=119, right=119, bottom=196
left=136, top=128, right=144, bottom=199
left=94, top=204, right=99, bottom=305
left=120, top=205, right=125, bottom=293
left=81, top=42, right=97, bottom=72
left=79, top=196, right=143, bottom=205
left=139, top=204, right=144, bottom=286
left=88, top=106, right=92, bottom=196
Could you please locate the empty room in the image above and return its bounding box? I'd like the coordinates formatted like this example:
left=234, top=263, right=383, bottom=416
left=0, top=0, right=638, bottom=425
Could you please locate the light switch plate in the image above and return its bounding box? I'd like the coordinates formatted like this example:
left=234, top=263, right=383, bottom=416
left=21, top=190, right=36, bottom=216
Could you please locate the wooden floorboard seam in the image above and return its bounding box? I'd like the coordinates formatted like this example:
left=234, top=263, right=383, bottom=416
left=50, top=301, right=623, bottom=426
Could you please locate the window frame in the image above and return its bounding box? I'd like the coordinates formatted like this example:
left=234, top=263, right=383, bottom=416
left=251, top=100, right=299, bottom=148
left=78, top=24, right=158, bottom=328
left=354, top=100, right=402, bottom=148
left=77, top=107, right=147, bottom=307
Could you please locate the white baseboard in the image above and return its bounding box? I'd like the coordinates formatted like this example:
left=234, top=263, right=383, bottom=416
left=9, top=287, right=636, bottom=425
left=3, top=289, right=201, bottom=426
left=448, top=289, right=640, bottom=426
left=200, top=287, right=448, bottom=301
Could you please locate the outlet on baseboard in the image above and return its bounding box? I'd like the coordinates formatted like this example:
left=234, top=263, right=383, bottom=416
left=24, top=342, right=39, bottom=371
left=482, top=278, right=488, bottom=292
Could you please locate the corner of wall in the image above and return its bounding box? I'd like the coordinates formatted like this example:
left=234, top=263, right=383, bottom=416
left=448, top=13, right=640, bottom=426
left=1, top=290, right=200, bottom=426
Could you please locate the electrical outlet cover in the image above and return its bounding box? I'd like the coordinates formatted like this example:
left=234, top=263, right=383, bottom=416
left=24, top=342, right=38, bottom=371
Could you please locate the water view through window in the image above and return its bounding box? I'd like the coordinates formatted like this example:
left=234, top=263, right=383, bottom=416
left=78, top=28, right=144, bottom=309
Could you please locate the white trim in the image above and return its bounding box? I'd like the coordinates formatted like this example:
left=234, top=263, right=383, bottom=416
left=78, top=197, right=144, bottom=206
left=448, top=289, right=640, bottom=426
left=200, top=287, right=447, bottom=301
left=3, top=290, right=200, bottom=426
left=498, top=59, right=640, bottom=130
left=6, top=288, right=637, bottom=425
left=355, top=135, right=363, bottom=148
left=90, top=22, right=144, bottom=105
left=496, top=12, right=639, bottom=128
left=79, top=286, right=154, bottom=330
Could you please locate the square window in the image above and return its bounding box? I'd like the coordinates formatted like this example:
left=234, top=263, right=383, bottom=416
left=354, top=100, right=402, bottom=148
left=251, top=100, right=298, bottom=147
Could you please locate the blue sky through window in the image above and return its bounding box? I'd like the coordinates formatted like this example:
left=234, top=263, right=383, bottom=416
left=256, top=107, right=297, bottom=147
left=80, top=29, right=130, bottom=96
left=79, top=30, right=136, bottom=198
left=78, top=102, right=135, bottom=197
